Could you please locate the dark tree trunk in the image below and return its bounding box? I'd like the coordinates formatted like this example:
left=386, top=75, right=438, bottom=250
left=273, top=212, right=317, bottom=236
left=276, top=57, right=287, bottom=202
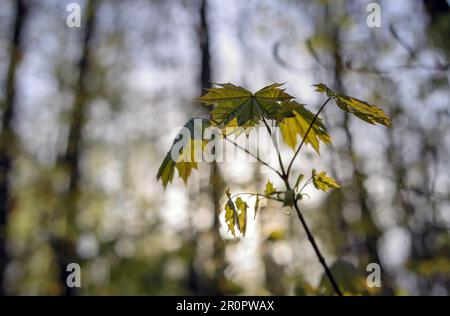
left=0, top=0, right=28, bottom=296
left=187, top=0, right=226, bottom=295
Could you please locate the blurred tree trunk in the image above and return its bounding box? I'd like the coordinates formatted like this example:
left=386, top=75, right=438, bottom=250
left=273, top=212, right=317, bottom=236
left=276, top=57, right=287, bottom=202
left=53, top=0, right=98, bottom=296
left=0, top=0, right=28, bottom=296
left=328, top=13, right=392, bottom=294
left=195, top=0, right=226, bottom=295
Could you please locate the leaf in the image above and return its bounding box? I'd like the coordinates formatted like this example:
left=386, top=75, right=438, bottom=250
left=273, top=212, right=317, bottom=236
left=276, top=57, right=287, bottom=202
left=264, top=179, right=276, bottom=196
left=294, top=174, right=305, bottom=190
left=312, top=169, right=340, bottom=192
left=198, top=83, right=294, bottom=128
left=279, top=101, right=330, bottom=154
left=313, top=83, right=390, bottom=127
left=223, top=188, right=248, bottom=237
left=225, top=200, right=237, bottom=237
left=156, top=156, right=175, bottom=188
left=225, top=188, right=237, bottom=237
left=156, top=118, right=210, bottom=188
left=235, top=197, right=248, bottom=236
left=254, top=195, right=260, bottom=220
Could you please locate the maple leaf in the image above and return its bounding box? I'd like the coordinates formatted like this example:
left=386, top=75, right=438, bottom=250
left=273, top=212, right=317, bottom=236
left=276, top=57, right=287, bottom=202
left=312, top=169, right=340, bottom=192
left=235, top=197, right=248, bottom=236
left=264, top=179, right=276, bottom=196
left=279, top=101, right=331, bottom=154
left=198, top=83, right=294, bottom=128
left=156, top=118, right=210, bottom=188
left=313, top=83, right=390, bottom=127
left=224, top=188, right=248, bottom=237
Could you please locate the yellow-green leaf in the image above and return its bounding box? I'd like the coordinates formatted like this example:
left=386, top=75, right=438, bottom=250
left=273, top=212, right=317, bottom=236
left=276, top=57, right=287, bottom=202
left=225, top=199, right=237, bottom=237
left=264, top=179, right=276, bottom=196
left=156, top=156, right=175, bottom=188
left=254, top=195, right=260, bottom=220
left=294, top=174, right=305, bottom=189
left=235, top=197, right=248, bottom=236
left=279, top=101, right=330, bottom=154
left=156, top=118, right=210, bottom=188
left=223, top=188, right=248, bottom=237
left=313, top=83, right=390, bottom=127
left=312, top=169, right=340, bottom=192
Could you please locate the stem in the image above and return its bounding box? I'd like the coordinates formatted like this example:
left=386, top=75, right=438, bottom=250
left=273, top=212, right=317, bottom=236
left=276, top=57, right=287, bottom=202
left=286, top=97, right=331, bottom=177
left=262, top=117, right=287, bottom=177
left=298, top=177, right=312, bottom=194
left=293, top=201, right=343, bottom=296
left=229, top=192, right=282, bottom=202
left=280, top=171, right=342, bottom=296
left=224, top=136, right=283, bottom=178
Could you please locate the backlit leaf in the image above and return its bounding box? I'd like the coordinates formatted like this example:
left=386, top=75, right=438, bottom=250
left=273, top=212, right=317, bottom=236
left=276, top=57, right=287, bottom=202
left=264, top=179, right=276, bottom=196
left=313, top=83, right=390, bottom=127
left=294, top=174, right=305, bottom=190
left=225, top=187, right=237, bottom=237
left=312, top=169, right=340, bottom=192
left=235, top=197, right=248, bottom=236
left=198, top=83, right=294, bottom=128
left=279, top=101, right=330, bottom=154
left=156, top=118, right=210, bottom=188
left=225, top=200, right=237, bottom=237
left=224, top=188, right=247, bottom=237
left=254, top=195, right=260, bottom=220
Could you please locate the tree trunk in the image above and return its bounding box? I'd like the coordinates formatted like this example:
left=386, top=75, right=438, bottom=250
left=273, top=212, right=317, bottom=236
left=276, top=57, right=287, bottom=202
left=198, top=0, right=226, bottom=295
left=0, top=0, right=28, bottom=296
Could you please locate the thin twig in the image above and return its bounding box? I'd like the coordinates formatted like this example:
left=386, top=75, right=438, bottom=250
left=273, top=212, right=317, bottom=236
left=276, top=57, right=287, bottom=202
left=224, top=136, right=283, bottom=178
left=229, top=192, right=282, bottom=203
left=293, top=201, right=343, bottom=296
left=286, top=97, right=331, bottom=176
left=261, top=117, right=287, bottom=177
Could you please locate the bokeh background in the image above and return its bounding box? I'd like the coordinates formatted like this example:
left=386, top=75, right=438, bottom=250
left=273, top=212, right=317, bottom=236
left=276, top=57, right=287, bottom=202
left=0, top=0, right=449, bottom=295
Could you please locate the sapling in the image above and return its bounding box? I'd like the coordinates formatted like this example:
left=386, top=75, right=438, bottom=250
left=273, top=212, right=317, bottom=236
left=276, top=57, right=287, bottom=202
left=157, top=83, right=390, bottom=296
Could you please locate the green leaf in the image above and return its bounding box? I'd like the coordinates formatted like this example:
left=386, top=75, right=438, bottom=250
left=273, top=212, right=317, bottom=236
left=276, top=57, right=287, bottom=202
left=254, top=195, right=260, bottom=220
left=294, top=174, right=305, bottom=190
left=198, top=83, right=294, bottom=128
left=225, top=200, right=237, bottom=237
left=235, top=197, right=248, bottom=236
left=225, top=188, right=237, bottom=237
left=223, top=188, right=248, bottom=237
left=312, top=169, right=340, bottom=192
left=264, top=179, right=276, bottom=196
left=156, top=118, right=210, bottom=188
left=313, top=83, right=390, bottom=127
left=279, top=101, right=330, bottom=154
left=156, top=156, right=175, bottom=188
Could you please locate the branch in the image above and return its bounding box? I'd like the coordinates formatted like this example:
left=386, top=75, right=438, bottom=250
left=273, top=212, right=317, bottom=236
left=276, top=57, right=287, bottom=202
left=286, top=97, right=331, bottom=176
left=293, top=200, right=343, bottom=296
left=224, top=136, right=283, bottom=178
left=229, top=192, right=283, bottom=203
left=261, top=117, right=287, bottom=178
